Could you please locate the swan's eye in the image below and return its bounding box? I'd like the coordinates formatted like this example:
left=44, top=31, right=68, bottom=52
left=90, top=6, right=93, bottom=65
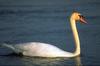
left=79, top=15, right=85, bottom=19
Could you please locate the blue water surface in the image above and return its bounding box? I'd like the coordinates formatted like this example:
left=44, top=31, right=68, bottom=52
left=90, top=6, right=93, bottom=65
left=0, top=0, right=100, bottom=66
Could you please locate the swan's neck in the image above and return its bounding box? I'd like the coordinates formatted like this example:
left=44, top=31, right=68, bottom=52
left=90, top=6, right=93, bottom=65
left=70, top=18, right=80, bottom=56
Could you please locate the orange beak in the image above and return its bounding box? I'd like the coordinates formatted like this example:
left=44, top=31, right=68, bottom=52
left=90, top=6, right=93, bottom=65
left=79, top=15, right=87, bottom=24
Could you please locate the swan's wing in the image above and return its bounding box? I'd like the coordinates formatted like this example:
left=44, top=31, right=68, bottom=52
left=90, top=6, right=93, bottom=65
left=13, top=42, right=68, bottom=57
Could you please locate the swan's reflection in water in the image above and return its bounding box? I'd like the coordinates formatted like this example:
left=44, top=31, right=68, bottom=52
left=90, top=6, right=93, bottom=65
left=75, top=56, right=82, bottom=66
left=21, top=56, right=82, bottom=66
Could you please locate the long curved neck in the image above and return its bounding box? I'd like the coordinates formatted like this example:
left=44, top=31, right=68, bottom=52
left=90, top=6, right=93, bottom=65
left=70, top=18, right=80, bottom=56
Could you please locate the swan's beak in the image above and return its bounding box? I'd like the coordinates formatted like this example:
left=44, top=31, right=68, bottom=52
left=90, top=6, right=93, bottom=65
left=79, top=15, right=87, bottom=24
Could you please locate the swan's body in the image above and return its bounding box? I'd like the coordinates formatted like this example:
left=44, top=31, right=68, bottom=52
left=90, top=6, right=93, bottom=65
left=2, top=42, right=74, bottom=57
left=0, top=11, right=86, bottom=57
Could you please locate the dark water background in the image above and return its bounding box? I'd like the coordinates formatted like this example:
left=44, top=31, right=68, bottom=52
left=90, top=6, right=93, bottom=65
left=0, top=0, right=100, bottom=66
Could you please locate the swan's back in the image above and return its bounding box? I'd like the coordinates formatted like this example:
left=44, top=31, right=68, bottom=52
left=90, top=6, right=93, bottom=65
left=2, top=42, right=73, bottom=57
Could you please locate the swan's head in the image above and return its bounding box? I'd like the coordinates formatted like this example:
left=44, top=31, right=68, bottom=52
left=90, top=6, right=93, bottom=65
left=71, top=11, right=87, bottom=24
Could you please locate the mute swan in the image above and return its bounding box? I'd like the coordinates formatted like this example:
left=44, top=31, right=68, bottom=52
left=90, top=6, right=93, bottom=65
left=0, top=11, right=86, bottom=57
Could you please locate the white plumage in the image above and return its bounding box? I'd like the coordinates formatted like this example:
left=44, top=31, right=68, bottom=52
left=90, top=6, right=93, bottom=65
left=2, top=42, right=73, bottom=57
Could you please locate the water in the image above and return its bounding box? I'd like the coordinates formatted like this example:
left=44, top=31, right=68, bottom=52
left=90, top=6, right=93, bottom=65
left=0, top=0, right=100, bottom=66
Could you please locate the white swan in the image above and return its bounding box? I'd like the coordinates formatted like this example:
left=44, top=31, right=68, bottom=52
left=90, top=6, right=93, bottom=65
left=1, top=11, right=86, bottom=57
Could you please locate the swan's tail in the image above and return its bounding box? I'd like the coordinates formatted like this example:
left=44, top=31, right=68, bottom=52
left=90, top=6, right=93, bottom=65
left=0, top=43, right=15, bottom=50
left=0, top=43, right=23, bottom=56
